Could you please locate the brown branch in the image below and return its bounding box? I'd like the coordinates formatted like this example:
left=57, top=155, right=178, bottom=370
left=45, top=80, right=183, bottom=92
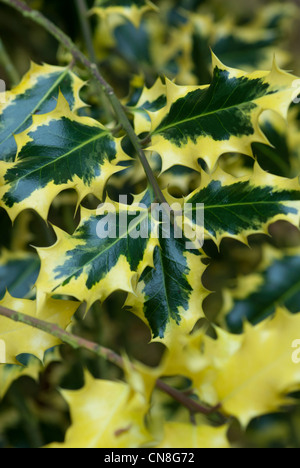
left=0, top=304, right=216, bottom=416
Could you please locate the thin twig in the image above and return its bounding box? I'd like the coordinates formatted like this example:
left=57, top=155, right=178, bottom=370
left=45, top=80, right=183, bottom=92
left=155, top=379, right=217, bottom=416
left=0, top=304, right=123, bottom=367
left=74, top=0, right=114, bottom=122
left=0, top=0, right=168, bottom=206
left=0, top=304, right=216, bottom=416
left=74, top=0, right=97, bottom=64
left=0, top=37, right=20, bottom=86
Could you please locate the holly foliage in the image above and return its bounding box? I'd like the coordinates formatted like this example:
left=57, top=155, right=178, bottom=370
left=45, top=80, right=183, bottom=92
left=0, top=0, right=300, bottom=449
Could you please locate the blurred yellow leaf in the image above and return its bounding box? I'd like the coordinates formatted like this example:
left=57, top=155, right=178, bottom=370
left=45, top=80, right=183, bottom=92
left=48, top=372, right=152, bottom=448
left=0, top=293, right=78, bottom=364
left=201, top=309, right=300, bottom=426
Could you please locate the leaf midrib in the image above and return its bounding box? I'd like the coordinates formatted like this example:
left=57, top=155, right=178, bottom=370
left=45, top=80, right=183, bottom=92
left=7, top=129, right=108, bottom=185
left=186, top=199, right=298, bottom=212
left=153, top=96, right=259, bottom=135
left=53, top=210, right=150, bottom=290
left=144, top=246, right=190, bottom=325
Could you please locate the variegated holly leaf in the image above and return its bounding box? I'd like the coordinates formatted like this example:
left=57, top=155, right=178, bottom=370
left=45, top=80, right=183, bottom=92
left=128, top=77, right=166, bottom=135
left=47, top=372, right=151, bottom=448
left=0, top=250, right=40, bottom=299
left=91, top=0, right=158, bottom=28
left=0, top=293, right=78, bottom=364
left=184, top=164, right=300, bottom=244
left=0, top=63, right=84, bottom=164
left=125, top=224, right=208, bottom=339
left=223, top=245, right=300, bottom=333
left=198, top=309, right=300, bottom=427
left=147, top=56, right=300, bottom=172
left=252, top=110, right=300, bottom=178
left=36, top=200, right=153, bottom=310
left=0, top=92, right=130, bottom=221
left=36, top=188, right=207, bottom=338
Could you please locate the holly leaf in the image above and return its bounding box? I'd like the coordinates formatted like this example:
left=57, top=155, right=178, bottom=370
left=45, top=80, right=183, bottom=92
left=184, top=164, right=300, bottom=244
left=0, top=293, right=78, bottom=364
left=125, top=225, right=208, bottom=339
left=224, top=245, right=300, bottom=332
left=35, top=183, right=209, bottom=337
left=200, top=309, right=300, bottom=426
left=0, top=63, right=84, bottom=164
left=91, top=0, right=158, bottom=28
left=47, top=372, right=151, bottom=448
left=36, top=200, right=153, bottom=310
left=0, top=92, right=130, bottom=221
left=0, top=250, right=40, bottom=299
left=147, top=56, right=300, bottom=172
left=0, top=356, right=41, bottom=399
left=155, top=422, right=230, bottom=449
left=35, top=187, right=208, bottom=338
left=159, top=327, right=208, bottom=381
left=129, top=77, right=166, bottom=135
left=252, top=110, right=300, bottom=178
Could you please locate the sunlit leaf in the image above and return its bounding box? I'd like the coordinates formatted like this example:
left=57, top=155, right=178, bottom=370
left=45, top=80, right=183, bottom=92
left=184, top=164, right=300, bottom=244
left=147, top=56, right=300, bottom=171
left=0, top=92, right=130, bottom=220
left=0, top=293, right=78, bottom=364
left=0, top=63, right=84, bottom=164
left=199, top=309, right=300, bottom=426
left=47, top=372, right=151, bottom=448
